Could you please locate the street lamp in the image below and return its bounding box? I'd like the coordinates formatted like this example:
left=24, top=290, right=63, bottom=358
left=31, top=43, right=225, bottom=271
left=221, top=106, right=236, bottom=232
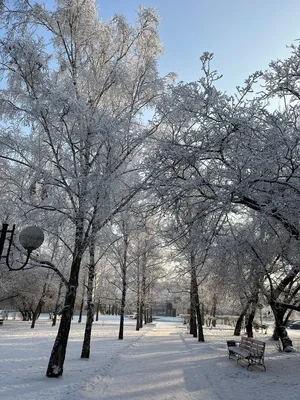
left=0, top=223, right=44, bottom=271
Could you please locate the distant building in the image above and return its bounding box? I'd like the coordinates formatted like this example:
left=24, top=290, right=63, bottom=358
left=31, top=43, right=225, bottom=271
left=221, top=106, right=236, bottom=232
left=152, top=301, right=176, bottom=317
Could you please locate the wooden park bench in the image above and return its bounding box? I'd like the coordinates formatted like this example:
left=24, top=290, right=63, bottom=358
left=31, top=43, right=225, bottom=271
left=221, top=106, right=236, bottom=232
left=227, top=336, right=266, bottom=371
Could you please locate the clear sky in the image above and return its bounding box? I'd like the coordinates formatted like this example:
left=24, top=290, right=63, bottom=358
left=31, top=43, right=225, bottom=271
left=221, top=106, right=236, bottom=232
left=97, top=0, right=300, bottom=93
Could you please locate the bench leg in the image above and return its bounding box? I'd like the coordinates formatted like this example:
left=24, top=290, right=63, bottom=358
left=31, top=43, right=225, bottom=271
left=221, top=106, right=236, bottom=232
left=228, top=350, right=235, bottom=359
left=247, top=357, right=266, bottom=371
left=237, top=355, right=244, bottom=366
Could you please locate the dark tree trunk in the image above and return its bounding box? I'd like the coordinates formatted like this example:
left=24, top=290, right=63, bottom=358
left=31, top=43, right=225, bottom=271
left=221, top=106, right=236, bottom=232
left=144, top=308, right=148, bottom=325
left=31, top=274, right=49, bottom=329
left=270, top=303, right=293, bottom=349
left=191, top=254, right=204, bottom=342
left=81, top=231, right=96, bottom=358
left=189, top=303, right=197, bottom=337
left=234, top=314, right=244, bottom=336
left=95, top=298, right=100, bottom=321
left=78, top=275, right=86, bottom=324
left=52, top=313, right=58, bottom=327
left=30, top=312, right=38, bottom=329
left=189, top=257, right=197, bottom=337
left=271, top=306, right=285, bottom=340
left=20, top=310, right=32, bottom=321
left=31, top=299, right=44, bottom=329
left=266, top=264, right=300, bottom=347
left=211, top=294, right=217, bottom=328
left=118, top=273, right=126, bottom=340
left=136, top=296, right=140, bottom=331
left=52, top=279, right=64, bottom=327
left=46, top=255, right=82, bottom=378
left=283, top=309, right=293, bottom=327
left=234, top=302, right=251, bottom=336
left=118, top=228, right=128, bottom=340
left=245, top=292, right=259, bottom=338
left=139, top=302, right=143, bottom=329
left=275, top=326, right=293, bottom=349
left=80, top=282, right=94, bottom=358
left=139, top=251, right=146, bottom=329
left=201, top=303, right=205, bottom=324
left=136, top=256, right=140, bottom=331
left=245, top=307, right=256, bottom=338
left=78, top=298, right=84, bottom=323
left=149, top=305, right=153, bottom=323
left=196, top=304, right=204, bottom=342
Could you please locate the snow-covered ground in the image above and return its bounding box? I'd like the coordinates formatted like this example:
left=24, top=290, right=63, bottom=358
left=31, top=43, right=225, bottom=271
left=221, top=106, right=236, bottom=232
left=1, top=315, right=300, bottom=399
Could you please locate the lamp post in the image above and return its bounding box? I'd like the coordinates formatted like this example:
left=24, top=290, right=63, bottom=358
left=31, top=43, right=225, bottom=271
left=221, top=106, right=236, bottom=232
left=0, top=223, right=44, bottom=270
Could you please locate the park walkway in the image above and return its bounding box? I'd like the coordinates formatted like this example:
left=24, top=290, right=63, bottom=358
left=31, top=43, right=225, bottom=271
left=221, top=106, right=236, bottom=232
left=81, top=321, right=222, bottom=400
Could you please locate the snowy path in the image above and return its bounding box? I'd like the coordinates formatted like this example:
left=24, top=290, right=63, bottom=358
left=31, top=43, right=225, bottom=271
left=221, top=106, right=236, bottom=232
left=80, top=322, right=221, bottom=400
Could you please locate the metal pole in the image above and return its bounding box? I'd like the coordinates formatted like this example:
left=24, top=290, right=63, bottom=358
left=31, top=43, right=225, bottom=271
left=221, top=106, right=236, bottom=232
left=0, top=223, right=8, bottom=258
left=5, top=224, right=15, bottom=262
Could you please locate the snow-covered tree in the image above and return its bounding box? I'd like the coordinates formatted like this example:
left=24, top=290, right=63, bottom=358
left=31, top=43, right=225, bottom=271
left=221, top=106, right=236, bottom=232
left=0, top=0, right=164, bottom=377
left=148, top=48, right=300, bottom=348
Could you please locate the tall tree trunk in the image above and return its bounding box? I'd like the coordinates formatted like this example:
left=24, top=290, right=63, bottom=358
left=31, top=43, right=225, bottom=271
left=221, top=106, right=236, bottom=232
left=52, top=280, right=64, bottom=327
left=20, top=309, right=31, bottom=321
left=191, top=253, right=204, bottom=342
left=245, top=307, right=256, bottom=338
left=46, top=255, right=82, bottom=378
left=139, top=251, right=146, bottom=329
left=189, top=260, right=197, bottom=337
left=136, top=295, right=140, bottom=331
left=52, top=313, right=58, bottom=327
left=189, top=298, right=197, bottom=337
left=136, top=296, right=140, bottom=331
left=270, top=302, right=293, bottom=349
left=234, top=302, right=251, bottom=336
left=211, top=294, right=217, bottom=328
left=136, top=256, right=140, bottom=331
left=142, top=254, right=147, bottom=325
left=30, top=312, right=38, bottom=329
left=118, top=288, right=126, bottom=339
left=81, top=229, right=97, bottom=358
left=95, top=298, right=100, bottom=321
left=31, top=278, right=48, bottom=329
left=144, top=308, right=148, bottom=325
left=201, top=303, right=205, bottom=324
left=267, top=266, right=300, bottom=347
left=245, top=293, right=259, bottom=338
left=196, top=301, right=204, bottom=342
left=78, top=298, right=84, bottom=323
left=149, top=305, right=153, bottom=323
left=283, top=309, right=293, bottom=327
left=78, top=274, right=86, bottom=323
left=31, top=300, right=44, bottom=329
left=139, top=302, right=144, bottom=329
left=119, top=227, right=128, bottom=340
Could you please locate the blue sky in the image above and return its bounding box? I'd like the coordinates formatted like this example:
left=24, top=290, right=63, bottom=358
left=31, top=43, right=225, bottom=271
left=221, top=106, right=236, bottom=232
left=97, top=0, right=300, bottom=93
